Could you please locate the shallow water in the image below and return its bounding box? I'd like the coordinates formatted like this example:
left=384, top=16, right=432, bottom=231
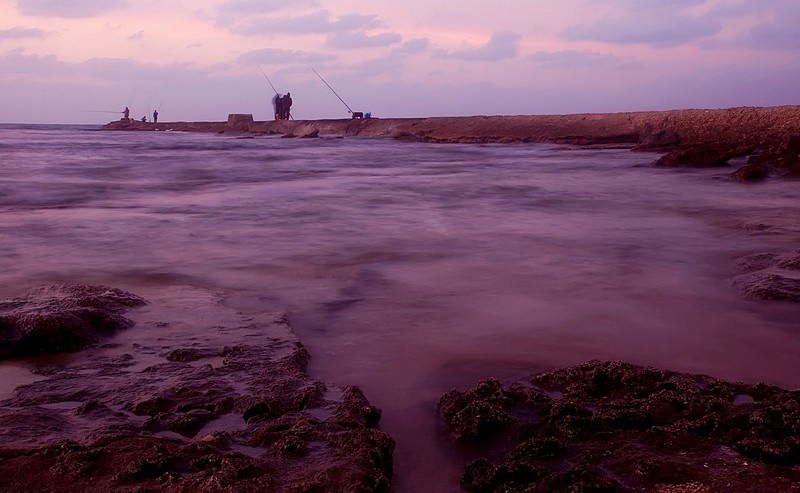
left=1, top=124, right=799, bottom=491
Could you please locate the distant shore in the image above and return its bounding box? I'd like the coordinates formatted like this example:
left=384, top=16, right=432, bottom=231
left=105, top=106, right=800, bottom=176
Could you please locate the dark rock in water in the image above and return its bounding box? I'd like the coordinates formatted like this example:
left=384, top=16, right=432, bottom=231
left=731, top=163, right=769, bottom=182
left=635, top=122, right=682, bottom=151
left=732, top=271, right=800, bottom=301
left=161, top=347, right=219, bottom=362
left=749, top=134, right=800, bottom=174
left=439, top=360, right=800, bottom=493
left=653, top=144, right=753, bottom=168
left=777, top=251, right=800, bottom=270
left=392, top=130, right=428, bottom=142
left=735, top=252, right=780, bottom=272
left=0, top=284, right=146, bottom=359
left=731, top=249, right=800, bottom=301
left=299, top=130, right=319, bottom=138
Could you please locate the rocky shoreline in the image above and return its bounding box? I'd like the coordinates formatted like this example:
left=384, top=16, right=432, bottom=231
left=1, top=284, right=799, bottom=492
left=104, top=105, right=800, bottom=179
left=0, top=285, right=394, bottom=492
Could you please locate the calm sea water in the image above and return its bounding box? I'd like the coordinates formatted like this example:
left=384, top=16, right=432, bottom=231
left=1, top=124, right=799, bottom=491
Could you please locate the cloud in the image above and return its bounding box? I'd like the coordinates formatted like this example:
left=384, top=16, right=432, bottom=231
left=232, top=10, right=328, bottom=35
left=338, top=39, right=431, bottom=79
left=0, top=48, right=65, bottom=75
left=395, top=38, right=430, bottom=55
left=559, top=0, right=723, bottom=47
left=332, top=13, right=385, bottom=31
left=216, top=0, right=319, bottom=15
left=223, top=9, right=385, bottom=36
left=227, top=8, right=400, bottom=50
left=236, top=48, right=334, bottom=65
left=527, top=50, right=636, bottom=70
left=0, top=26, right=46, bottom=39
left=0, top=49, right=207, bottom=82
left=741, top=2, right=800, bottom=50
left=326, top=31, right=402, bottom=49
left=15, top=0, right=128, bottom=18
left=748, top=23, right=800, bottom=51
left=561, top=15, right=721, bottom=48
left=436, top=31, right=521, bottom=61
left=128, top=30, right=144, bottom=41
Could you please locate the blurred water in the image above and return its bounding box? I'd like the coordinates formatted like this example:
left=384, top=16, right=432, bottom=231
left=1, top=124, right=799, bottom=491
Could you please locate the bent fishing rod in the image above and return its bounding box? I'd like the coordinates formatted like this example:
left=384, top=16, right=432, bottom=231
left=308, top=65, right=354, bottom=116
left=258, top=65, right=279, bottom=96
left=259, top=65, right=293, bottom=120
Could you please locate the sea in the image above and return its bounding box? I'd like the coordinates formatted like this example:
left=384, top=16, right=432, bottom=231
left=1, top=123, right=799, bottom=491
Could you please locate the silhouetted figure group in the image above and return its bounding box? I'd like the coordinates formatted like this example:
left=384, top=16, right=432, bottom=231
left=120, top=106, right=161, bottom=124
left=272, top=92, right=293, bottom=120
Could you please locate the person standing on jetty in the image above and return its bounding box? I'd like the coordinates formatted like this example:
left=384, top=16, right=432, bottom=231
left=282, top=92, right=292, bottom=120
left=273, top=93, right=283, bottom=120
left=153, top=109, right=158, bottom=123
left=123, top=106, right=130, bottom=121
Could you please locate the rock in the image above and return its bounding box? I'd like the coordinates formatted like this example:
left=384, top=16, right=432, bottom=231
left=636, top=122, right=682, bottom=150
left=747, top=134, right=800, bottom=175
left=653, top=144, right=752, bottom=168
left=731, top=164, right=769, bottom=182
left=439, top=361, right=800, bottom=493
left=392, top=131, right=427, bottom=142
left=226, top=113, right=254, bottom=130
left=731, top=250, right=800, bottom=301
left=0, top=284, right=146, bottom=359
left=103, top=107, right=800, bottom=180
left=731, top=271, right=800, bottom=301
left=299, top=130, right=319, bottom=138
left=0, top=287, right=395, bottom=493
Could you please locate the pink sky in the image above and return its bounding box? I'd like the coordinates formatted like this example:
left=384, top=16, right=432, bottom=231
left=1, top=0, right=798, bottom=123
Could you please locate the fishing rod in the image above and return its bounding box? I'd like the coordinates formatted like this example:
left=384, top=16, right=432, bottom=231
left=259, top=66, right=294, bottom=120
left=258, top=65, right=279, bottom=96
left=128, top=86, right=138, bottom=108
left=308, top=65, right=354, bottom=115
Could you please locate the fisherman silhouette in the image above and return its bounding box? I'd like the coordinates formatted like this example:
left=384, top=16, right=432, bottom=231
left=273, top=94, right=283, bottom=120
left=153, top=109, right=158, bottom=123
left=123, top=106, right=130, bottom=121
left=282, top=92, right=292, bottom=120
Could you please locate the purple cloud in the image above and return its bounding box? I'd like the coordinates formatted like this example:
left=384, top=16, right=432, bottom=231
left=216, top=0, right=319, bottom=15
left=0, top=26, right=46, bottom=39
left=742, top=2, right=800, bottom=50
left=436, top=31, right=521, bottom=61
left=395, top=38, right=430, bottom=55
left=326, top=31, right=402, bottom=49
left=527, top=50, right=636, bottom=70
left=236, top=48, right=334, bottom=65
left=226, top=9, right=386, bottom=36
left=561, top=15, right=721, bottom=48
left=16, top=0, right=128, bottom=18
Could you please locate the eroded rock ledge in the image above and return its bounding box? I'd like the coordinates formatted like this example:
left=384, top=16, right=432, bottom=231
left=0, top=285, right=394, bottom=493
left=732, top=249, right=800, bottom=302
left=0, top=284, right=146, bottom=359
left=438, top=360, right=799, bottom=493
left=104, top=105, right=800, bottom=178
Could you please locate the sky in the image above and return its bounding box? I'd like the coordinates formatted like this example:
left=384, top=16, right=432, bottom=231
left=1, top=0, right=799, bottom=123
